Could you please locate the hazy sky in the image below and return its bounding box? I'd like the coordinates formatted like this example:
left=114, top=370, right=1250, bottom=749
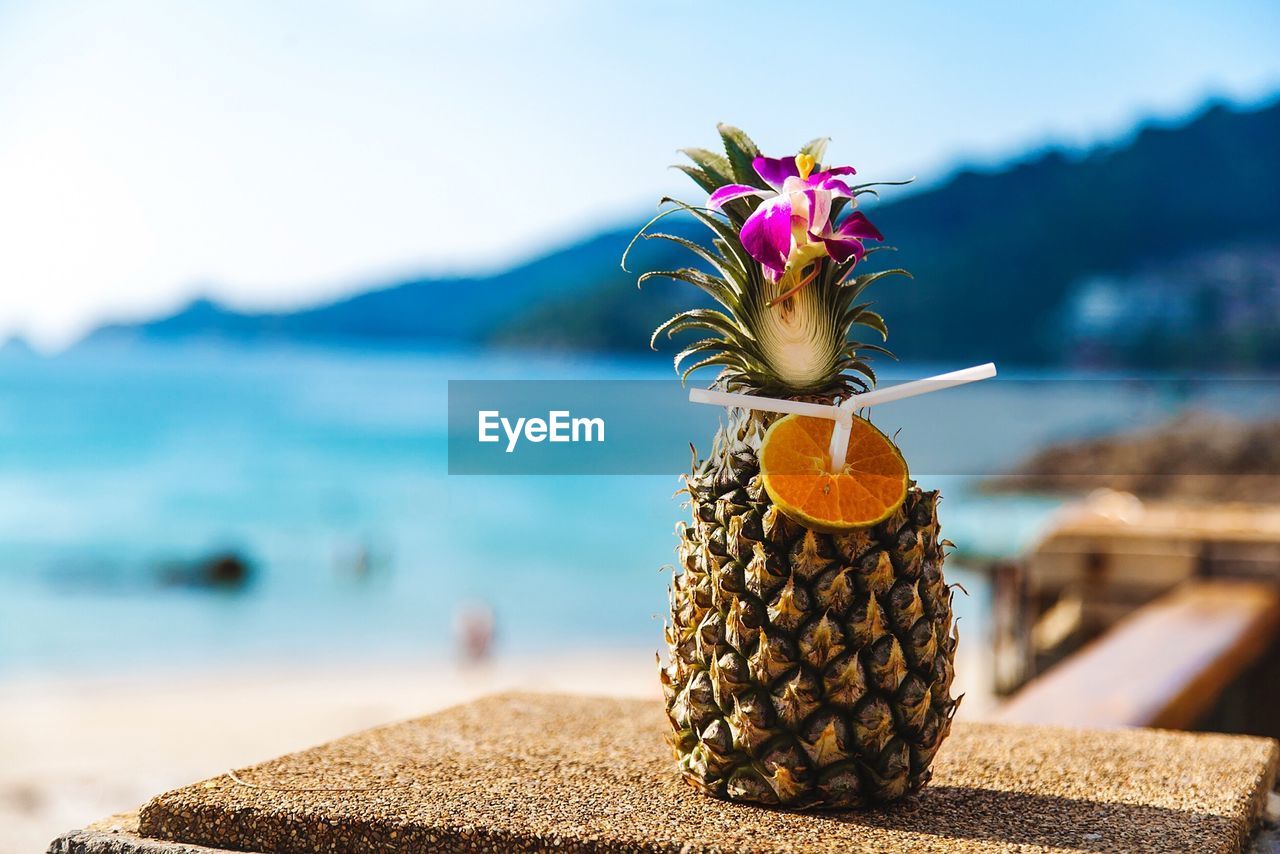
left=2, top=1, right=1279, bottom=348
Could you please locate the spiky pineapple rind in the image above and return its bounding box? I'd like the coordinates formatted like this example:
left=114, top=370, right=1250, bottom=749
left=662, top=419, right=959, bottom=810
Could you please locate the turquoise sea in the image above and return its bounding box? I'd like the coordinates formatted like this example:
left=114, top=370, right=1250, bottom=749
left=0, top=343, right=1271, bottom=678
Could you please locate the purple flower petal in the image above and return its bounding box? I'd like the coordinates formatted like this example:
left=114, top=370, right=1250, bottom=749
left=824, top=165, right=857, bottom=177
left=834, top=211, right=884, bottom=242
left=814, top=176, right=855, bottom=198
left=707, top=184, right=768, bottom=209
left=816, top=234, right=866, bottom=265
left=740, top=195, right=793, bottom=277
left=803, top=188, right=831, bottom=234
left=752, top=155, right=800, bottom=190
left=814, top=211, right=883, bottom=265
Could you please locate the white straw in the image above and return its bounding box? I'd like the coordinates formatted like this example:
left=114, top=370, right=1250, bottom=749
left=837, top=363, right=997, bottom=412
left=687, top=387, right=844, bottom=419
left=688, top=362, right=997, bottom=472
left=826, top=402, right=853, bottom=477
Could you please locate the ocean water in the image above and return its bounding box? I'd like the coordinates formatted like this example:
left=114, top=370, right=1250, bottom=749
left=0, top=343, right=1268, bottom=678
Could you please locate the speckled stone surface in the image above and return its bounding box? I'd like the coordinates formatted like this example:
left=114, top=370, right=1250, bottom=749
left=138, top=692, right=1278, bottom=854
left=48, top=811, right=236, bottom=853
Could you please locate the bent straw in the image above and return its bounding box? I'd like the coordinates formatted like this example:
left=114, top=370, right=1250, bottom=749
left=837, top=362, right=997, bottom=412
left=687, top=388, right=842, bottom=420
left=826, top=401, right=854, bottom=479
left=688, top=362, right=997, bottom=472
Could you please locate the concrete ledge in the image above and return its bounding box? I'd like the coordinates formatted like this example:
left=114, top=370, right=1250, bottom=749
left=47, top=812, right=235, bottom=854
left=58, top=692, right=1280, bottom=853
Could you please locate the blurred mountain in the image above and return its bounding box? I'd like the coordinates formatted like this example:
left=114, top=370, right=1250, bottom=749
left=86, top=223, right=701, bottom=350
left=869, top=97, right=1280, bottom=367
left=84, top=97, right=1280, bottom=368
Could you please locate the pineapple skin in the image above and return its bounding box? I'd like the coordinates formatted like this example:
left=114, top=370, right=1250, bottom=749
left=661, top=420, right=959, bottom=809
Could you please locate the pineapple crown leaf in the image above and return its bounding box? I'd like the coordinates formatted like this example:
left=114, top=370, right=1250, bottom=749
left=639, top=232, right=746, bottom=285
left=798, top=136, right=830, bottom=164
left=638, top=268, right=739, bottom=310
left=852, top=178, right=917, bottom=191
left=843, top=305, right=889, bottom=341
left=848, top=268, right=914, bottom=289
left=621, top=198, right=742, bottom=275
left=678, top=147, right=734, bottom=185
left=715, top=123, right=771, bottom=190
left=650, top=307, right=749, bottom=351
left=671, top=164, right=721, bottom=195
left=679, top=352, right=748, bottom=385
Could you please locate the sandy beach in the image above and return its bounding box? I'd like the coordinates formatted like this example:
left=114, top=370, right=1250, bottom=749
left=2, top=647, right=994, bottom=853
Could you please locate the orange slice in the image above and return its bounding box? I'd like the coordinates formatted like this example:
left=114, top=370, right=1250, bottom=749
left=759, top=414, right=908, bottom=532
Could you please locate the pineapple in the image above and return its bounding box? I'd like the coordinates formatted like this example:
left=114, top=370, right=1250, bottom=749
left=637, top=125, right=960, bottom=809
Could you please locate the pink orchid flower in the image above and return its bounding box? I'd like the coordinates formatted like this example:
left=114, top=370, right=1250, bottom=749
left=708, top=153, right=883, bottom=282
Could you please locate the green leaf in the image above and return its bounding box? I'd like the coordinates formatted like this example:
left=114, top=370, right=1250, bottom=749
left=827, top=370, right=870, bottom=393
left=851, top=309, right=888, bottom=341
left=841, top=300, right=873, bottom=319
left=656, top=198, right=754, bottom=272
left=846, top=341, right=898, bottom=359
left=711, top=238, right=748, bottom=279
left=638, top=268, right=739, bottom=311
left=623, top=200, right=745, bottom=276
left=622, top=205, right=696, bottom=272
left=859, top=267, right=914, bottom=284
left=799, top=136, right=829, bottom=165
left=650, top=308, right=746, bottom=350
left=863, top=245, right=897, bottom=256
left=717, top=123, right=769, bottom=189
left=642, top=232, right=742, bottom=287
left=666, top=316, right=749, bottom=343
left=673, top=164, right=719, bottom=195
left=848, top=360, right=877, bottom=386
left=842, top=268, right=913, bottom=295
left=680, top=351, right=743, bottom=385
left=679, top=148, right=734, bottom=186
left=851, top=178, right=916, bottom=191
left=673, top=338, right=729, bottom=372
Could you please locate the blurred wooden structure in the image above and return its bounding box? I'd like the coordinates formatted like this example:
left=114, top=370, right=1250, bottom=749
left=991, top=490, right=1280, bottom=695
left=996, top=579, right=1280, bottom=728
